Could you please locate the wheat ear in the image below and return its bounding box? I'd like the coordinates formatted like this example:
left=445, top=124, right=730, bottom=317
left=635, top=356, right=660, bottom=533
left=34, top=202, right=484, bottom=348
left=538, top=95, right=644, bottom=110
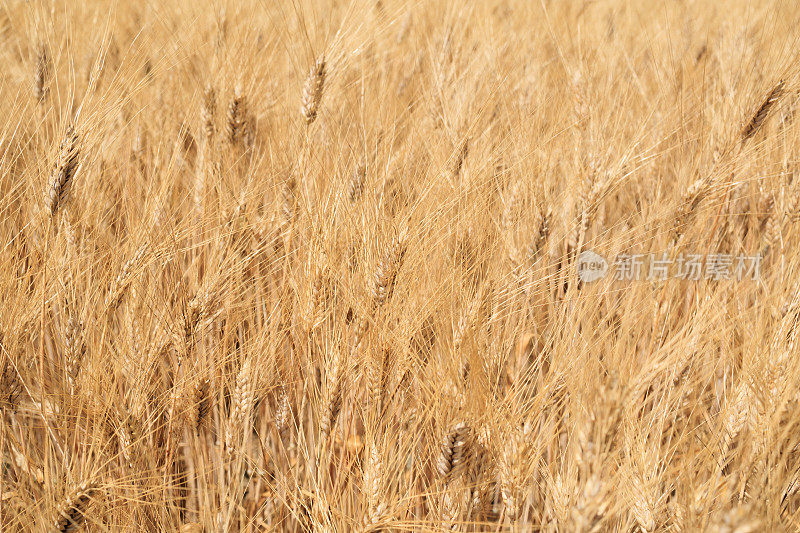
left=51, top=482, right=98, bottom=533
left=64, top=316, right=85, bottom=391
left=349, top=162, right=366, bottom=202
left=46, top=126, right=80, bottom=218
left=227, top=85, right=247, bottom=145
left=437, top=422, right=472, bottom=481
left=320, top=350, right=345, bottom=437
left=0, top=355, right=22, bottom=412
left=225, top=357, right=256, bottom=452
left=34, top=41, right=50, bottom=104
left=353, top=232, right=407, bottom=350
left=301, top=56, right=326, bottom=125
left=201, top=84, right=216, bottom=142
left=742, top=80, right=785, bottom=143
left=105, top=244, right=148, bottom=310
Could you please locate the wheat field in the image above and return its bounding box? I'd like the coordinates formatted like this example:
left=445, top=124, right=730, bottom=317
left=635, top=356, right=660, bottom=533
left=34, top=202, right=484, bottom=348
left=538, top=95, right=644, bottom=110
left=2, top=0, right=800, bottom=530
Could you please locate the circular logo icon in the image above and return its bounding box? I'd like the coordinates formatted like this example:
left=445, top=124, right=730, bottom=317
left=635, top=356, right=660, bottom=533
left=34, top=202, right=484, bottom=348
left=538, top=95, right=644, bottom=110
left=577, top=250, right=608, bottom=282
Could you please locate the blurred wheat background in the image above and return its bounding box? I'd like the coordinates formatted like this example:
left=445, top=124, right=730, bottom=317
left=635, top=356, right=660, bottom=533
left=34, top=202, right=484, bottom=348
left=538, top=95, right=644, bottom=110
left=2, top=0, right=800, bottom=530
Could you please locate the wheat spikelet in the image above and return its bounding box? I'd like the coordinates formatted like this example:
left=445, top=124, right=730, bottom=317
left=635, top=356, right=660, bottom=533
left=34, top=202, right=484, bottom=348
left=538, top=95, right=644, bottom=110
left=181, top=287, right=214, bottom=350
left=368, top=346, right=393, bottom=418
left=227, top=85, right=247, bottom=145
left=708, top=504, right=762, bottom=533
left=437, top=422, right=471, bottom=481
left=548, top=471, right=572, bottom=525
left=571, top=69, right=591, bottom=125
left=131, top=122, right=147, bottom=164
left=0, top=355, right=21, bottom=412
left=571, top=171, right=606, bottom=258
left=453, top=285, right=486, bottom=352
left=762, top=203, right=782, bottom=257
left=363, top=440, right=386, bottom=526
left=349, top=162, right=366, bottom=202
left=51, top=482, right=98, bottom=533
left=371, top=233, right=407, bottom=306
left=528, top=207, right=552, bottom=261
left=163, top=382, right=190, bottom=467
left=64, top=316, right=85, bottom=390
left=192, top=376, right=211, bottom=432
left=720, top=382, right=750, bottom=467
left=501, top=180, right=522, bottom=232
left=201, top=84, right=216, bottom=142
left=45, top=126, right=80, bottom=217
left=498, top=426, right=524, bottom=520
left=105, top=244, right=148, bottom=310
left=353, top=233, right=408, bottom=350
left=628, top=479, right=656, bottom=532
left=396, top=11, right=412, bottom=44
left=61, top=214, right=79, bottom=262
left=672, top=174, right=713, bottom=242
left=785, top=184, right=800, bottom=224
left=279, top=176, right=297, bottom=230
left=116, top=417, right=136, bottom=470
left=34, top=41, right=50, bottom=104
left=301, top=56, right=326, bottom=125
left=742, top=80, right=786, bottom=142
left=225, top=357, right=256, bottom=452
left=320, top=350, right=345, bottom=437
left=195, top=86, right=216, bottom=214
left=300, top=240, right=328, bottom=332
left=451, top=138, right=469, bottom=181
left=274, top=385, right=291, bottom=439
